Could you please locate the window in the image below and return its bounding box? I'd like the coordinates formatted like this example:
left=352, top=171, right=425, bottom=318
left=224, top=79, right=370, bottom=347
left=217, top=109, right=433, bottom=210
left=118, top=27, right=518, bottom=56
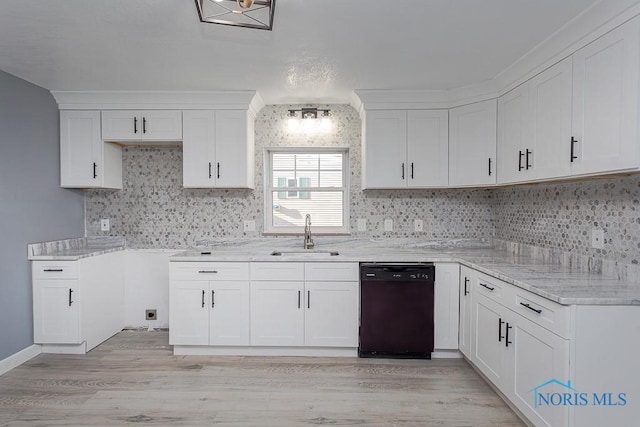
left=265, top=148, right=349, bottom=234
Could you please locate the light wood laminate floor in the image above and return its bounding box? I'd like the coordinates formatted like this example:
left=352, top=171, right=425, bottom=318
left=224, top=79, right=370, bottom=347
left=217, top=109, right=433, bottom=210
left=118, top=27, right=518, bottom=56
left=0, top=330, right=524, bottom=426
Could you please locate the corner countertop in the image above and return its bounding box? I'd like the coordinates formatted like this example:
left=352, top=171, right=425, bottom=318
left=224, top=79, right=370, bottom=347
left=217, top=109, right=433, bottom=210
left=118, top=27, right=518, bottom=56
left=28, top=237, right=126, bottom=261
left=169, top=237, right=640, bottom=306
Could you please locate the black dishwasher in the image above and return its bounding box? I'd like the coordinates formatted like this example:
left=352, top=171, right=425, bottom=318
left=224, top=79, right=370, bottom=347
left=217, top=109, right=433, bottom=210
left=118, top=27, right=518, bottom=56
left=359, top=263, right=435, bottom=359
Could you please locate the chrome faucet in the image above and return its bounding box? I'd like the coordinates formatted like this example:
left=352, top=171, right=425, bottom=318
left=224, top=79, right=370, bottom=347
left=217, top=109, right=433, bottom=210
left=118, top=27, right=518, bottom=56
left=303, top=214, right=315, bottom=249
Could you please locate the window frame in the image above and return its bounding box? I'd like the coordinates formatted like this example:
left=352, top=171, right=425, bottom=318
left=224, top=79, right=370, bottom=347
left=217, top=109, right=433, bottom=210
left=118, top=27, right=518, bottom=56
left=263, top=147, right=350, bottom=235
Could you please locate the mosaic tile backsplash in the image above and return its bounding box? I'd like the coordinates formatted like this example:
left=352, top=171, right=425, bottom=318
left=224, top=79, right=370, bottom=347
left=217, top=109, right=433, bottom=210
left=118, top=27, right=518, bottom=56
left=493, top=174, right=640, bottom=271
left=85, top=104, right=640, bottom=274
left=85, top=105, right=495, bottom=248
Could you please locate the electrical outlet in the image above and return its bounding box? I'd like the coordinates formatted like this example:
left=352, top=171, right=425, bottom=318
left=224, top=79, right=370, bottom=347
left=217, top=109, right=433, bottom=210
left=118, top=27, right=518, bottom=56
left=384, top=219, right=393, bottom=232
left=100, top=219, right=110, bottom=232
left=145, top=309, right=157, bottom=321
left=244, top=220, right=256, bottom=232
left=358, top=218, right=367, bottom=231
left=591, top=229, right=604, bottom=249
left=414, top=219, right=424, bottom=232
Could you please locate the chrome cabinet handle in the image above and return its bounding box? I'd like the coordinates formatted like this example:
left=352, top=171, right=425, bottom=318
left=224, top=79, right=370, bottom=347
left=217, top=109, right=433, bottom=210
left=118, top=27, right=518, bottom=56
left=201, top=290, right=205, bottom=308
left=298, top=290, right=301, bottom=309
left=134, top=117, right=138, bottom=134
left=463, top=277, right=470, bottom=296
left=198, top=270, right=218, bottom=274
left=212, top=290, right=215, bottom=308
left=498, top=318, right=504, bottom=342
left=44, top=269, right=63, bottom=272
left=570, top=136, right=578, bottom=162
left=68, top=289, right=74, bottom=306
left=142, top=117, right=147, bottom=134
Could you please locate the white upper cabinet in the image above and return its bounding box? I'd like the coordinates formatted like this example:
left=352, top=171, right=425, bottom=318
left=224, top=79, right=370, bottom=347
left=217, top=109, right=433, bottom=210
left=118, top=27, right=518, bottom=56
left=527, top=57, right=573, bottom=181
left=182, top=110, right=254, bottom=189
left=60, top=110, right=122, bottom=189
left=571, top=17, right=640, bottom=176
left=498, top=84, right=530, bottom=184
left=362, top=110, right=407, bottom=188
left=498, top=57, right=573, bottom=184
left=449, top=99, right=497, bottom=187
left=363, top=109, right=448, bottom=189
left=101, top=110, right=182, bottom=141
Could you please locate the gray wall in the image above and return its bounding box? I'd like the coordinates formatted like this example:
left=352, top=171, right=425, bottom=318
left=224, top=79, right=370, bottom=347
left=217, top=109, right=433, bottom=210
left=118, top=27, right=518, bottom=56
left=0, top=70, right=84, bottom=360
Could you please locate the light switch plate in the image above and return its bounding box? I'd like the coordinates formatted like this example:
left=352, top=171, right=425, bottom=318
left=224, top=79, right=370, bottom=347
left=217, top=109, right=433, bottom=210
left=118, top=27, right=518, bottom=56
left=414, top=219, right=424, bottom=232
left=384, top=219, right=393, bottom=232
left=591, top=229, right=604, bottom=249
left=244, top=220, right=256, bottom=232
left=100, top=219, right=110, bottom=232
left=357, top=218, right=367, bottom=231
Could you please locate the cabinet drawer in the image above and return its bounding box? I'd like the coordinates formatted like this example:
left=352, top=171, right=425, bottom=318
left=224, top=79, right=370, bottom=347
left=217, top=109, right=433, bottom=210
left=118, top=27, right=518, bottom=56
left=511, top=289, right=570, bottom=338
left=170, top=262, right=249, bottom=281
left=473, top=272, right=508, bottom=303
left=305, top=263, right=359, bottom=281
left=250, top=262, right=304, bottom=281
left=32, top=262, right=79, bottom=279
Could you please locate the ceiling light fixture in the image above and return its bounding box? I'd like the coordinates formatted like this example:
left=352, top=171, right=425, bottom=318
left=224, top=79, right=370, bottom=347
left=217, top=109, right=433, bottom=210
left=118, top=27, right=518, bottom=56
left=287, top=108, right=332, bottom=134
left=195, top=0, right=276, bottom=30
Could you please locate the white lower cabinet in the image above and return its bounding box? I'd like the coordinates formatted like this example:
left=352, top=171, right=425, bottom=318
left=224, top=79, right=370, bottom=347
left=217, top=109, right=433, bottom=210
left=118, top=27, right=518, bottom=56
left=169, top=263, right=250, bottom=346
left=32, top=252, right=125, bottom=354
left=250, top=262, right=359, bottom=348
left=434, top=263, right=460, bottom=350
left=458, top=266, right=473, bottom=357
left=466, top=267, right=572, bottom=427
left=304, top=281, right=359, bottom=347
left=250, top=280, right=305, bottom=346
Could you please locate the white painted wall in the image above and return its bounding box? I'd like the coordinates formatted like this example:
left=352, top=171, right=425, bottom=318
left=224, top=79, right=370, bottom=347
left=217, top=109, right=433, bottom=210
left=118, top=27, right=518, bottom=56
left=124, top=250, right=179, bottom=329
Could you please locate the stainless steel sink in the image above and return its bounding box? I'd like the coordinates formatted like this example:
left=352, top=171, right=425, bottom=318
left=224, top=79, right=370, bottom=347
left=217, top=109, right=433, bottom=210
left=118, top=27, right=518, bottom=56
left=270, top=250, right=339, bottom=257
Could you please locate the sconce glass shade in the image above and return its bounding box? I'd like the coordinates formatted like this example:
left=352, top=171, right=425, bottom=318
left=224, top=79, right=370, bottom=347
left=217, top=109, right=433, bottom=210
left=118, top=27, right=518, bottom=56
left=195, top=0, right=275, bottom=30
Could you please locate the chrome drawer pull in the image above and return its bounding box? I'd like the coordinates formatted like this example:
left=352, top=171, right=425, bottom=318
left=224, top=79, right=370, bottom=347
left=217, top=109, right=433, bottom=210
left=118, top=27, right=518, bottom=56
left=479, top=282, right=495, bottom=291
left=44, top=269, right=64, bottom=272
left=520, top=302, right=542, bottom=314
left=198, top=270, right=218, bottom=274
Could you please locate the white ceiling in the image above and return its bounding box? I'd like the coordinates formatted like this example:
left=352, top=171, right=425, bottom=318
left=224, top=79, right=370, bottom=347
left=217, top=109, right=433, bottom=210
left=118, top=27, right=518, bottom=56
left=0, top=0, right=605, bottom=104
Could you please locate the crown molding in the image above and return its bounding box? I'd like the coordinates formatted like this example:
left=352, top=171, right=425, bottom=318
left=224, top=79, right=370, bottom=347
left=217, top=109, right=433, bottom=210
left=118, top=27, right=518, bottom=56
left=51, top=90, right=265, bottom=113
left=352, top=0, right=640, bottom=112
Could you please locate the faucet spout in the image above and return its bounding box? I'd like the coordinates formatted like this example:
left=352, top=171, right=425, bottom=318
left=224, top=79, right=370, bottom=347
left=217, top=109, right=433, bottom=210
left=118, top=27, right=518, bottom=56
left=303, top=214, right=315, bottom=249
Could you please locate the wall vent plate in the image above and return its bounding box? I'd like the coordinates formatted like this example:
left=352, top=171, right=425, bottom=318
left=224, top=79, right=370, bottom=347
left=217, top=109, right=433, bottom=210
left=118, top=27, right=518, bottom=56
left=145, top=309, right=157, bottom=320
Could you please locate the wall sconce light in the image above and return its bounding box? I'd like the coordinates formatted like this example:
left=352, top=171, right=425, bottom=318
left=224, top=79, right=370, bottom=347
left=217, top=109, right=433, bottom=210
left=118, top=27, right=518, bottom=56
left=287, top=108, right=332, bottom=134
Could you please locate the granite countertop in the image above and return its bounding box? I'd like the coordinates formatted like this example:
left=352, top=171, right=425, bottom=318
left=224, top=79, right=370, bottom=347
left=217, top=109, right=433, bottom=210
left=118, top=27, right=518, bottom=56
left=28, top=237, right=126, bottom=261
left=28, top=236, right=640, bottom=306
left=170, top=237, right=640, bottom=306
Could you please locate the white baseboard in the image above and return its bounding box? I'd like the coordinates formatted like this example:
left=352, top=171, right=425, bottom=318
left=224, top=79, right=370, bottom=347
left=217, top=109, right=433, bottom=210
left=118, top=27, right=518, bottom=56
left=0, top=344, right=42, bottom=377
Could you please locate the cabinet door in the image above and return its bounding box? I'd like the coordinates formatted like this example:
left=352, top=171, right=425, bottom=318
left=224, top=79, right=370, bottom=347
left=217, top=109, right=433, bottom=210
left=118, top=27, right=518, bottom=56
left=458, top=266, right=474, bottom=358
left=60, top=111, right=122, bottom=189
left=169, top=280, right=209, bottom=345
left=508, top=315, right=570, bottom=427
left=449, top=100, right=497, bottom=187
left=33, top=280, right=80, bottom=344
left=362, top=110, right=407, bottom=188
left=434, top=263, right=460, bottom=350
left=139, top=110, right=182, bottom=141
left=101, top=111, right=140, bottom=140
left=571, top=17, right=640, bottom=176
left=473, top=293, right=509, bottom=390
left=407, top=110, right=449, bottom=187
left=215, top=110, right=250, bottom=188
left=182, top=110, right=216, bottom=188
left=250, top=281, right=304, bottom=346
left=528, top=57, right=572, bottom=181
left=497, top=84, right=530, bottom=184
left=304, top=281, right=359, bottom=347
left=209, top=281, right=250, bottom=346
